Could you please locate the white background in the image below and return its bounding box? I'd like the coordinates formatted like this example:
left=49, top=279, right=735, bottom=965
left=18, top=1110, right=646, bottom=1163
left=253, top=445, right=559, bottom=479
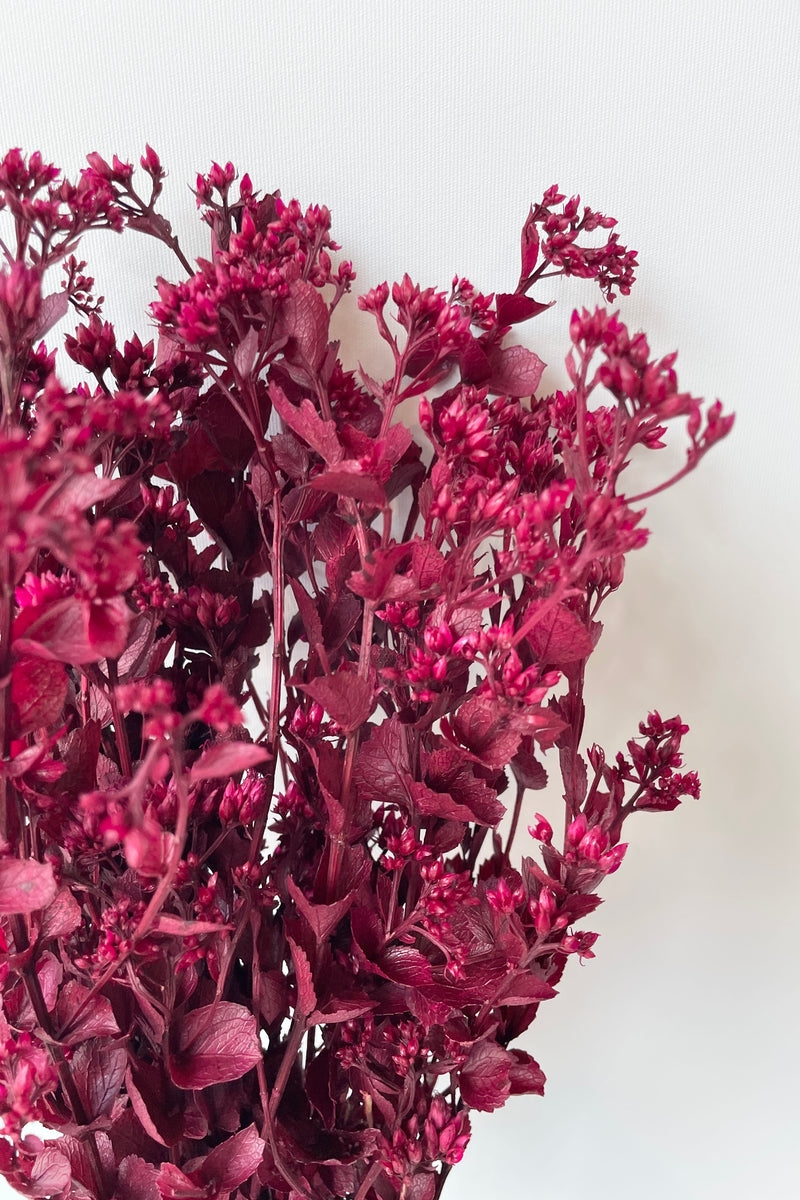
left=2, top=1, right=798, bottom=1197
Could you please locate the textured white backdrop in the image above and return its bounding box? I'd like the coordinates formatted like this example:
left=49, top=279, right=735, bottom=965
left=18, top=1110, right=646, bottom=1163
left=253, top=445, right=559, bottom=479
left=1, top=1, right=798, bottom=1197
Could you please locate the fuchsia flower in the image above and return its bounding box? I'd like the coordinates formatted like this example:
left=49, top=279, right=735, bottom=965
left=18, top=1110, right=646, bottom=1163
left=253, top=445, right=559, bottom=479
left=0, top=150, right=732, bottom=1200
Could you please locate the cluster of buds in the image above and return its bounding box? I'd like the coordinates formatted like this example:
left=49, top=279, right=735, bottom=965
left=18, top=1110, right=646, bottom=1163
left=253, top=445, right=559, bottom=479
left=289, top=698, right=339, bottom=739
left=383, top=1019, right=429, bottom=1075
left=486, top=874, right=526, bottom=914
left=335, top=1014, right=374, bottom=1069
left=449, top=276, right=497, bottom=332
left=115, top=677, right=180, bottom=738
left=619, top=711, right=701, bottom=811
left=564, top=813, right=628, bottom=875
left=422, top=1095, right=472, bottom=1166
left=380, top=811, right=430, bottom=871
left=376, top=598, right=421, bottom=632
left=522, top=186, right=638, bottom=301
left=381, top=1100, right=471, bottom=1184
left=418, top=859, right=474, bottom=930
left=166, top=584, right=241, bottom=634
left=139, top=484, right=198, bottom=536
left=429, top=459, right=520, bottom=534
left=72, top=896, right=159, bottom=973
left=219, top=771, right=269, bottom=826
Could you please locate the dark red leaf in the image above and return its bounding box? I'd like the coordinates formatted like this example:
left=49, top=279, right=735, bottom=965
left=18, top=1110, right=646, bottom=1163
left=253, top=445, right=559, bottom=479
left=507, top=1048, right=546, bottom=1096
left=300, top=673, right=373, bottom=733
left=38, top=886, right=82, bottom=941
left=310, top=464, right=385, bottom=506
left=409, top=780, right=476, bottom=825
left=73, top=1039, right=127, bottom=1119
left=9, top=654, right=66, bottom=736
left=379, top=945, right=433, bottom=986
left=352, top=718, right=410, bottom=806
left=495, top=293, right=552, bottom=325
left=288, top=576, right=324, bottom=652
left=275, top=279, right=329, bottom=371
left=459, top=1040, right=513, bottom=1112
left=496, top=975, right=558, bottom=1005
left=287, top=876, right=355, bottom=944
left=0, top=857, right=57, bottom=914
left=169, top=1002, right=261, bottom=1090
left=451, top=695, right=525, bottom=770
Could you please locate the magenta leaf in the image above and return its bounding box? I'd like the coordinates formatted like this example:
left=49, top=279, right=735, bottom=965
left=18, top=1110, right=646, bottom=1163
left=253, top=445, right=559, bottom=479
left=269, top=381, right=342, bottom=464
left=156, top=1162, right=206, bottom=1200
left=190, top=740, right=270, bottom=781
left=197, top=1124, right=266, bottom=1194
left=529, top=603, right=594, bottom=665
left=169, top=1002, right=261, bottom=1090
left=0, top=857, right=57, bottom=914
left=520, top=205, right=541, bottom=278
left=117, top=1155, right=161, bottom=1200
left=26, top=1147, right=72, bottom=1198
left=9, top=654, right=66, bottom=736
left=38, top=885, right=82, bottom=941
left=14, top=595, right=130, bottom=663
left=151, top=914, right=233, bottom=937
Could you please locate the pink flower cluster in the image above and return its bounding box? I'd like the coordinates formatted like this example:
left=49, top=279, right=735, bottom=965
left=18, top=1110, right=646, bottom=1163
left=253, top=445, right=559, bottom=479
left=0, top=148, right=732, bottom=1200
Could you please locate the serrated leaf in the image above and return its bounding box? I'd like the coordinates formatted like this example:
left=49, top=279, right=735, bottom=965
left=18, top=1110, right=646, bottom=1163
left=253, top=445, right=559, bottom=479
left=287, top=936, right=316, bottom=1017
left=488, top=343, right=545, bottom=397
left=169, top=1002, right=261, bottom=1090
left=459, top=1040, right=512, bottom=1112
